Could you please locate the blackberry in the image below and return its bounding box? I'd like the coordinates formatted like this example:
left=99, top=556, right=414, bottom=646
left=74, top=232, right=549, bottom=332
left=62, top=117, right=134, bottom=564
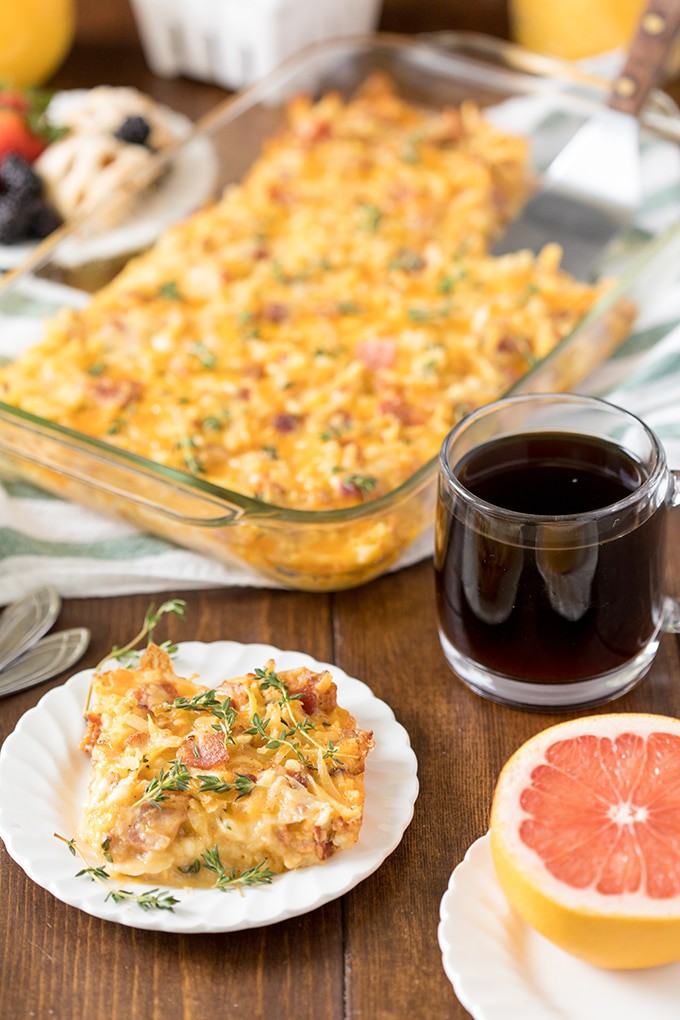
left=0, top=192, right=32, bottom=244
left=27, top=199, right=62, bottom=239
left=114, top=115, right=151, bottom=147
left=0, top=154, right=42, bottom=199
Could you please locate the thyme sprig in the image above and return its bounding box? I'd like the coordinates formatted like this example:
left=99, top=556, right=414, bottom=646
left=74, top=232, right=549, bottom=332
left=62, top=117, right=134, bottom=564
left=197, top=772, right=257, bottom=798
left=244, top=712, right=317, bottom=770
left=137, top=759, right=192, bottom=807
left=96, top=599, right=187, bottom=672
left=171, top=690, right=237, bottom=747
left=200, top=846, right=274, bottom=892
left=323, top=741, right=344, bottom=767
left=54, top=834, right=180, bottom=912
left=254, top=667, right=304, bottom=706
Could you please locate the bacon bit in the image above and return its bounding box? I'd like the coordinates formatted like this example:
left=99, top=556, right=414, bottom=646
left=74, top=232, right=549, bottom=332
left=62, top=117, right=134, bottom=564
left=273, top=412, right=300, bottom=433
left=80, top=712, right=102, bottom=754
left=253, top=245, right=269, bottom=261
left=340, top=478, right=361, bottom=498
left=215, top=680, right=250, bottom=709
left=285, top=667, right=337, bottom=713
left=178, top=731, right=230, bottom=769
left=496, top=336, right=517, bottom=354
left=313, top=826, right=336, bottom=861
left=379, top=395, right=423, bottom=426
left=430, top=108, right=462, bottom=143
left=90, top=377, right=143, bottom=407
left=269, top=184, right=294, bottom=206
left=388, top=183, right=416, bottom=204
left=237, top=387, right=251, bottom=400
left=243, top=363, right=265, bottom=379
left=299, top=691, right=317, bottom=716
left=300, top=119, right=332, bottom=143
left=134, top=681, right=179, bottom=711
left=287, top=769, right=310, bottom=789
left=263, top=302, right=289, bottom=323
left=356, top=337, right=397, bottom=370
left=124, top=732, right=147, bottom=749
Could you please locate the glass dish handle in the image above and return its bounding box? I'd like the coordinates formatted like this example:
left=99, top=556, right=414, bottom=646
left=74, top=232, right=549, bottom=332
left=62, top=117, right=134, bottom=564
left=663, top=470, right=680, bottom=633
left=0, top=407, right=248, bottom=526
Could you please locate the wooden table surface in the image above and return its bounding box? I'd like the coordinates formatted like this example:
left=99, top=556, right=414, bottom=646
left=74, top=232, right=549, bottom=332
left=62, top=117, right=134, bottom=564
left=2, top=17, right=680, bottom=1020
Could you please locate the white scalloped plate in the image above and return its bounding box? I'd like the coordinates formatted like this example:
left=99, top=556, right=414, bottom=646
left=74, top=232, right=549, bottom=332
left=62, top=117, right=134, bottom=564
left=0, top=90, right=218, bottom=270
left=438, top=834, right=680, bottom=1020
left=0, top=641, right=418, bottom=932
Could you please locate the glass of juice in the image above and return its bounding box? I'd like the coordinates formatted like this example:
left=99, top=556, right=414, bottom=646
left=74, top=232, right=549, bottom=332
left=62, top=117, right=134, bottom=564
left=435, top=393, right=680, bottom=710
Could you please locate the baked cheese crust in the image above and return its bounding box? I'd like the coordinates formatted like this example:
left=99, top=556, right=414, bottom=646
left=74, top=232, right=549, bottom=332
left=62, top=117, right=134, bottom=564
left=0, top=75, right=607, bottom=512
left=80, top=645, right=373, bottom=886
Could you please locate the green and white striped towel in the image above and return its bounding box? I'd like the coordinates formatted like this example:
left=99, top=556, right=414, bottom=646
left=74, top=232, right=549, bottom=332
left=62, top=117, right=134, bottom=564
left=0, top=81, right=679, bottom=606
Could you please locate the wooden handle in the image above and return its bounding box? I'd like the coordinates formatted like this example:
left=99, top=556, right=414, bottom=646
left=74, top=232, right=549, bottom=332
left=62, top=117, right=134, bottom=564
left=610, top=0, right=680, bottom=115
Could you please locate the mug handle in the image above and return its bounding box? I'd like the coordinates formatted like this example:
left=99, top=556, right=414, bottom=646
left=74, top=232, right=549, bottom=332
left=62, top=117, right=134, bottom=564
left=663, top=470, right=680, bottom=633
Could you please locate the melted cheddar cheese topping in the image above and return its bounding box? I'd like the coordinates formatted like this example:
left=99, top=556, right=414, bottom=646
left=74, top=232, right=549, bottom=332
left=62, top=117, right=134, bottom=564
left=0, top=75, right=607, bottom=512
left=80, top=645, right=373, bottom=886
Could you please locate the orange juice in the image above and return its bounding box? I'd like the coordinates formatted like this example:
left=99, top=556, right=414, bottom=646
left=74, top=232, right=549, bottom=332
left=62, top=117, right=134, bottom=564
left=0, top=0, right=75, bottom=86
left=510, top=0, right=646, bottom=59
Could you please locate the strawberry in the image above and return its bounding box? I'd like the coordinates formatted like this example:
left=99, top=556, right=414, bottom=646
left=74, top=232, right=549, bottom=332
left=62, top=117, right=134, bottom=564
left=0, top=85, right=65, bottom=164
left=0, top=89, right=30, bottom=114
left=0, top=109, right=47, bottom=162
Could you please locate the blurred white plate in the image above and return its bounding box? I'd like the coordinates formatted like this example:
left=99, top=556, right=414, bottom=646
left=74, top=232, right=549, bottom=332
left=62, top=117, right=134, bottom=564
left=438, top=833, right=680, bottom=1020
left=0, top=640, right=418, bottom=932
left=0, top=90, right=218, bottom=270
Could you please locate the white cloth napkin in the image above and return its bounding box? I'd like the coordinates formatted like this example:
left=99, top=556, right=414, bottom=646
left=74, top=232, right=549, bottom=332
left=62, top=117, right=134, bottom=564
left=1, top=77, right=679, bottom=606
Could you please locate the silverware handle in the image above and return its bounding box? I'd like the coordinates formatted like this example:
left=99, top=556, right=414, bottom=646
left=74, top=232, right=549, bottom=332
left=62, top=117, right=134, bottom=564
left=610, top=0, right=680, bottom=116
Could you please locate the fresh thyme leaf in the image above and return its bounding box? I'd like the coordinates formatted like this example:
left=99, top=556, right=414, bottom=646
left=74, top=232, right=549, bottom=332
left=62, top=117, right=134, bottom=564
left=189, top=341, right=217, bottom=369
left=101, top=837, right=113, bottom=863
left=139, top=759, right=191, bottom=807
left=87, top=361, right=106, bottom=377
left=337, top=301, right=362, bottom=315
left=196, top=775, right=233, bottom=794
left=202, top=414, right=225, bottom=432
left=358, top=202, right=382, bottom=233
left=158, top=280, right=182, bottom=300
left=197, top=772, right=257, bottom=799
left=389, top=247, right=425, bottom=273
left=173, top=689, right=221, bottom=711
left=323, top=741, right=344, bottom=767
left=176, top=435, right=204, bottom=475
left=57, top=837, right=179, bottom=912
left=105, top=888, right=180, bottom=911
left=172, top=690, right=237, bottom=747
left=254, top=667, right=303, bottom=704
left=96, top=599, right=187, bottom=674
left=244, top=712, right=270, bottom=740
left=344, top=473, right=377, bottom=496
left=178, top=859, right=202, bottom=875
left=77, top=865, right=110, bottom=881
left=201, top=846, right=274, bottom=891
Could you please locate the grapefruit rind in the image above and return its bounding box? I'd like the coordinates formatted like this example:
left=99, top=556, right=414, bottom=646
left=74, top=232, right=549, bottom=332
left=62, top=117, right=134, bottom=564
left=490, top=713, right=680, bottom=970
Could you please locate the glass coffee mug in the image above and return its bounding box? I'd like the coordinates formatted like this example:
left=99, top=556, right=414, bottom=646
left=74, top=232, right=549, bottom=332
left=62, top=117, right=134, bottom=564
left=435, top=393, right=680, bottom=710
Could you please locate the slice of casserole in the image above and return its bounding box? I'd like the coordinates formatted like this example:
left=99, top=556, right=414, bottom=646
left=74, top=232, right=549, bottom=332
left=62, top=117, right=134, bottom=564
left=80, top=645, right=373, bottom=886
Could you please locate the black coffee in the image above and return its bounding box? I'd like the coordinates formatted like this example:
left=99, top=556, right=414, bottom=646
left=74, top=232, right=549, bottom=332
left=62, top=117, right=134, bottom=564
left=435, top=432, right=666, bottom=684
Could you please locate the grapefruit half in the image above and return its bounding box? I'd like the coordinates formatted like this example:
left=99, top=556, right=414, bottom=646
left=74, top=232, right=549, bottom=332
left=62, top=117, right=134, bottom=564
left=490, top=713, right=680, bottom=969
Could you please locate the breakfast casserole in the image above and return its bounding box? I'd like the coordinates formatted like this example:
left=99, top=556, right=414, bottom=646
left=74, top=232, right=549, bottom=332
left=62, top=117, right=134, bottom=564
left=0, top=75, right=607, bottom=516
left=80, top=644, right=373, bottom=884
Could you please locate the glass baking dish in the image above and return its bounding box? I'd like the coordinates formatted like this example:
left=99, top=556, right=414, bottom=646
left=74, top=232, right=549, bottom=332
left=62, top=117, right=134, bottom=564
left=0, top=33, right=678, bottom=592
